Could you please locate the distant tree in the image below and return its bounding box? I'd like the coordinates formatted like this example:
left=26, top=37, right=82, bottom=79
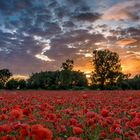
left=59, top=59, right=88, bottom=89
left=59, top=59, right=74, bottom=89
left=27, top=59, right=88, bottom=90
left=0, top=69, right=12, bottom=88
left=71, top=71, right=88, bottom=89
left=91, top=49, right=127, bottom=89
left=61, top=59, right=74, bottom=71
left=27, top=72, right=47, bottom=89
left=27, top=71, right=61, bottom=89
left=59, top=70, right=72, bottom=89
left=18, top=79, right=27, bottom=89
left=6, top=79, right=19, bottom=89
left=123, top=75, right=140, bottom=90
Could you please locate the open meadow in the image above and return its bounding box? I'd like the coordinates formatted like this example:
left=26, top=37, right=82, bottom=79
left=0, top=90, right=140, bottom=140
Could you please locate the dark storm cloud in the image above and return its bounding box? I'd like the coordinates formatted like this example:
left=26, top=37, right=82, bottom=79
left=63, top=21, right=75, bottom=28
left=47, top=29, right=106, bottom=62
left=110, top=27, right=140, bottom=38
left=0, top=0, right=32, bottom=14
left=74, top=12, right=101, bottom=22
left=125, top=27, right=140, bottom=37
left=67, top=0, right=83, bottom=4
left=51, top=30, right=105, bottom=45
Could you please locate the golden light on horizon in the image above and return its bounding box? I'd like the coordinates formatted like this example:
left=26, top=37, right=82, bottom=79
left=85, top=71, right=92, bottom=78
left=10, top=75, right=29, bottom=80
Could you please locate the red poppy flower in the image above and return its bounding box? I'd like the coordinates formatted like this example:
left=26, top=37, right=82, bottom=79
left=67, top=137, right=83, bottom=140
left=10, top=108, right=23, bottom=120
left=115, top=127, right=121, bottom=135
left=82, top=94, right=88, bottom=99
left=31, top=124, right=52, bottom=140
left=101, top=109, right=109, bottom=117
left=73, top=126, right=83, bottom=135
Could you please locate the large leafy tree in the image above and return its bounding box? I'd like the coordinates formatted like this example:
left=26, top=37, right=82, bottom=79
left=27, top=71, right=61, bottom=89
left=92, top=49, right=127, bottom=89
left=0, top=69, right=12, bottom=88
left=6, top=79, right=19, bottom=89
left=71, top=71, right=88, bottom=88
left=60, top=59, right=74, bottom=89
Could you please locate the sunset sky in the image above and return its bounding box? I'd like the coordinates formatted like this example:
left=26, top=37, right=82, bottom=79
left=0, top=0, right=140, bottom=76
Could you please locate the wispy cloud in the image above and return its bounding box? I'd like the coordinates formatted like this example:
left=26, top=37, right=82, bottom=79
left=102, top=0, right=140, bottom=21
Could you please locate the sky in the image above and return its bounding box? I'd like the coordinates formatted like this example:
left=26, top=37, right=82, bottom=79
left=0, top=0, right=140, bottom=76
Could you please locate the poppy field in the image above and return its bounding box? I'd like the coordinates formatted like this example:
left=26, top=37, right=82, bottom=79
left=0, top=90, right=140, bottom=140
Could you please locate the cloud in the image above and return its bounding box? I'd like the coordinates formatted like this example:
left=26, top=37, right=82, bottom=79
left=126, top=51, right=140, bottom=59
left=117, top=38, right=137, bottom=46
left=0, top=0, right=140, bottom=75
left=74, top=12, right=101, bottom=22
left=102, top=1, right=140, bottom=21
left=33, top=36, right=55, bottom=62
left=126, top=27, right=140, bottom=37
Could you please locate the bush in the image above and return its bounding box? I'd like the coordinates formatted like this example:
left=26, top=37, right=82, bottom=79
left=6, top=79, right=19, bottom=89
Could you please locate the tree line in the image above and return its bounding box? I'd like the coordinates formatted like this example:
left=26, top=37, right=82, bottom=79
left=0, top=49, right=140, bottom=90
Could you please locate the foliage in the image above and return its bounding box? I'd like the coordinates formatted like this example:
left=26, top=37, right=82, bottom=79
left=91, top=49, right=128, bottom=89
left=6, top=79, right=19, bottom=89
left=27, top=71, right=61, bottom=89
left=120, top=75, right=140, bottom=90
left=6, top=79, right=27, bottom=90
left=27, top=70, right=88, bottom=90
left=61, top=59, right=74, bottom=71
left=18, top=79, right=27, bottom=89
left=0, top=69, right=12, bottom=89
left=27, top=59, right=88, bottom=90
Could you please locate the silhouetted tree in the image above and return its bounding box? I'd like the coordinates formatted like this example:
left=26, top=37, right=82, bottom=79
left=6, top=79, right=19, bottom=89
left=61, top=59, right=74, bottom=71
left=123, top=75, right=140, bottom=90
left=18, top=79, right=27, bottom=89
left=71, top=71, right=88, bottom=89
left=27, top=71, right=61, bottom=89
left=27, top=59, right=88, bottom=90
left=27, top=72, right=47, bottom=89
left=0, top=69, right=12, bottom=88
left=59, top=59, right=74, bottom=89
left=91, top=49, right=127, bottom=89
left=59, top=59, right=88, bottom=89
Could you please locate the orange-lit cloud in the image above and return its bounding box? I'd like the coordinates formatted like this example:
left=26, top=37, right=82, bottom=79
left=121, top=58, right=140, bottom=76
left=117, top=38, right=137, bottom=46
left=102, top=1, right=140, bottom=21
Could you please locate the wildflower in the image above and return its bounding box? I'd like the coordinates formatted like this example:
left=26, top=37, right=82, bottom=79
left=115, top=127, right=121, bottom=135
left=82, top=94, right=88, bottom=99
left=114, top=138, right=121, bottom=140
left=70, top=118, right=78, bottom=125
left=0, top=136, right=16, bottom=140
left=31, top=124, right=52, bottom=140
left=23, top=108, right=31, bottom=116
left=0, top=114, right=8, bottom=120
left=128, top=97, right=133, bottom=101
left=20, top=124, right=30, bottom=136
left=10, top=108, right=23, bottom=120
left=99, top=131, right=107, bottom=139
left=67, top=137, right=83, bottom=140
left=0, top=124, right=12, bottom=133
left=73, top=126, right=83, bottom=135
left=101, top=109, right=109, bottom=117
